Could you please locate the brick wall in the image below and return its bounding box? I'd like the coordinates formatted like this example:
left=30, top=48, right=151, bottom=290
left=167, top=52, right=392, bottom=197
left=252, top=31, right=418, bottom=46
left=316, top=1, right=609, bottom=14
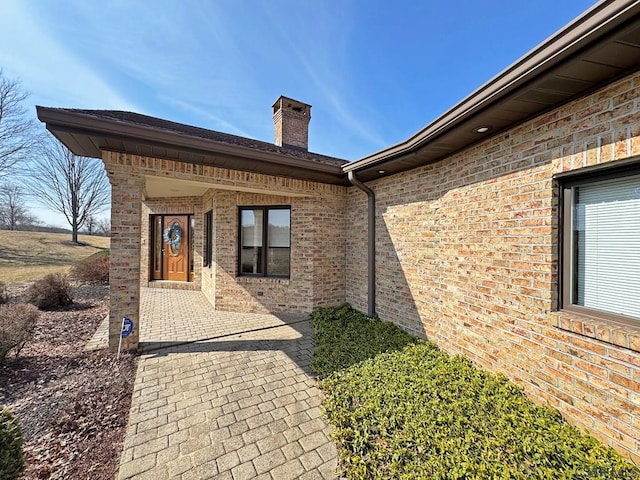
left=103, top=153, right=143, bottom=351
left=107, top=153, right=345, bottom=198
left=201, top=190, right=216, bottom=307
left=212, top=190, right=346, bottom=315
left=310, top=195, right=347, bottom=307
left=103, top=151, right=346, bottom=327
left=346, top=72, right=640, bottom=462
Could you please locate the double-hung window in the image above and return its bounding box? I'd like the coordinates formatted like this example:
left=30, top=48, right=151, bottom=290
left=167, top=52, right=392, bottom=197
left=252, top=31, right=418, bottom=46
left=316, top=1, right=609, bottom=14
left=560, top=164, right=640, bottom=324
left=238, top=206, right=291, bottom=278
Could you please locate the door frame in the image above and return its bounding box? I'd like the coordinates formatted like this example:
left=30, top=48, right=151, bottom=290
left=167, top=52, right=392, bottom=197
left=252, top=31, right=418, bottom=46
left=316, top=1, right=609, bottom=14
left=150, top=213, right=194, bottom=282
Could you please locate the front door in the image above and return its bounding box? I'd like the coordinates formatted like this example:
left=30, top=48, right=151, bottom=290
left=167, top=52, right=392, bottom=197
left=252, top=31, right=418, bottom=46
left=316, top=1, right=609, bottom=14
left=151, top=214, right=192, bottom=282
left=162, top=215, right=188, bottom=281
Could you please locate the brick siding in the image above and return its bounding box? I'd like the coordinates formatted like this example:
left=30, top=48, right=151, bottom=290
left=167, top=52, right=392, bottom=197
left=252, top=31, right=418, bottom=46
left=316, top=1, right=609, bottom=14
left=346, top=71, right=640, bottom=462
left=212, top=190, right=346, bottom=315
left=201, top=189, right=216, bottom=308
left=103, top=156, right=143, bottom=351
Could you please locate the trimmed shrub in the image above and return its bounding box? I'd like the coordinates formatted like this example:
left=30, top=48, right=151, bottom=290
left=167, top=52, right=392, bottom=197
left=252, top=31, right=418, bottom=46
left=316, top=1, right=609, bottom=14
left=0, top=282, right=7, bottom=305
left=71, top=249, right=109, bottom=284
left=0, top=407, right=24, bottom=480
left=311, top=304, right=417, bottom=378
left=25, top=273, right=73, bottom=310
left=314, top=305, right=640, bottom=480
left=0, top=304, right=38, bottom=360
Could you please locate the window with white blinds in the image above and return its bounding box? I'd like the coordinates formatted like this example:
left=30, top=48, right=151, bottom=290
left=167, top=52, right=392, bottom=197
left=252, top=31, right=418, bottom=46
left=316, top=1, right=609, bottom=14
left=238, top=206, right=290, bottom=278
left=572, top=174, right=640, bottom=319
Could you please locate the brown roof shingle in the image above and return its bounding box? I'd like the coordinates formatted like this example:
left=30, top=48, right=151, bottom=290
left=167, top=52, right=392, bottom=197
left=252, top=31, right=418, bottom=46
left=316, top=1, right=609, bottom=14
left=48, top=108, right=348, bottom=168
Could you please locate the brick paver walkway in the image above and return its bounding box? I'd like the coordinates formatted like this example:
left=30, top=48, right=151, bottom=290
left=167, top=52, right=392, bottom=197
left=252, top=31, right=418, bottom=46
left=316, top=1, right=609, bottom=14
left=117, top=289, right=338, bottom=480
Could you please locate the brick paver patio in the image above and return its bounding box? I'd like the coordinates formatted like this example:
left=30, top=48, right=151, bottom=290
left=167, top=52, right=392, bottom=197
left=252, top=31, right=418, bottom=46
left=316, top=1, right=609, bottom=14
left=116, top=288, right=338, bottom=480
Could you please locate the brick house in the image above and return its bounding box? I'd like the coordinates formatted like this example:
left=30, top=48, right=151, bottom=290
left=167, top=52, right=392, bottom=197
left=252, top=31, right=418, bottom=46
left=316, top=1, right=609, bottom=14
left=38, top=1, right=640, bottom=462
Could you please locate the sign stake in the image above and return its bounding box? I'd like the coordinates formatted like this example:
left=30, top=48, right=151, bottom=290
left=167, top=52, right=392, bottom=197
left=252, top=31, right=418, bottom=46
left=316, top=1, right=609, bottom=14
left=117, top=317, right=125, bottom=361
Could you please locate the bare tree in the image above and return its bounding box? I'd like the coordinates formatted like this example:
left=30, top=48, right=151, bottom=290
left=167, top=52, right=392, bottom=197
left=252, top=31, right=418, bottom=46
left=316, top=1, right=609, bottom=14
left=96, top=217, right=111, bottom=237
left=25, top=140, right=110, bottom=243
left=0, top=70, right=39, bottom=177
left=0, top=183, right=39, bottom=230
left=84, top=214, right=97, bottom=235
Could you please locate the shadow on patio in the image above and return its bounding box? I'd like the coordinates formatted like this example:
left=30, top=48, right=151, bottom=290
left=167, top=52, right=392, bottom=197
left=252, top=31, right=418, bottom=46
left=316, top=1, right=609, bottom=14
left=140, top=288, right=309, bottom=348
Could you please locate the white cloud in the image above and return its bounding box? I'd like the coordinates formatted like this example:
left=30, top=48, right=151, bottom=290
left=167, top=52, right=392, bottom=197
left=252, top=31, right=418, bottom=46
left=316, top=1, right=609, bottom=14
left=1, top=0, right=388, bottom=162
left=160, top=96, right=253, bottom=138
left=256, top=2, right=388, bottom=152
left=0, top=2, right=140, bottom=113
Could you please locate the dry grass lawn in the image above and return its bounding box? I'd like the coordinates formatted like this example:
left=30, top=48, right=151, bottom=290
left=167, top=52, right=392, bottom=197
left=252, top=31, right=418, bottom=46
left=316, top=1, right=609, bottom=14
left=0, top=230, right=110, bottom=284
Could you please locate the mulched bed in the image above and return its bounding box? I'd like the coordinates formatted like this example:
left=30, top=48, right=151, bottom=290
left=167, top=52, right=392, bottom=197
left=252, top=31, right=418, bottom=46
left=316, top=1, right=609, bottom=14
left=0, top=283, right=137, bottom=480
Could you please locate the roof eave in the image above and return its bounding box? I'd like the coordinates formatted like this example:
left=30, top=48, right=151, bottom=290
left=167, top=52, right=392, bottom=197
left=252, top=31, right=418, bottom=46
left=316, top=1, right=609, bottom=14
left=36, top=106, right=348, bottom=185
left=344, top=0, right=640, bottom=174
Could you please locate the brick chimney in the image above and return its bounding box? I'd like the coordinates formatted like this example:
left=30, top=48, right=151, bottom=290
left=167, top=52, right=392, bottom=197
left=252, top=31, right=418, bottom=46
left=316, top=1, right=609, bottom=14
left=272, top=96, right=311, bottom=150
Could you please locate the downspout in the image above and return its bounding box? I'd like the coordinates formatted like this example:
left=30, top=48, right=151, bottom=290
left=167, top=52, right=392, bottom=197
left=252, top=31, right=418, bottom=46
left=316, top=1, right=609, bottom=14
left=347, top=171, right=376, bottom=317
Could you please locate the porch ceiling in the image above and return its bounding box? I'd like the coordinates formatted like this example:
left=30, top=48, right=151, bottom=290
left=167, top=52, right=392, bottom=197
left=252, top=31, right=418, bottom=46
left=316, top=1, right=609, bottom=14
left=143, top=175, right=312, bottom=199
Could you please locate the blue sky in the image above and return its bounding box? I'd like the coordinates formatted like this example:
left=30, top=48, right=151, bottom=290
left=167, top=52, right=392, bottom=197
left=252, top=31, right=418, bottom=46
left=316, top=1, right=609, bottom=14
left=1, top=0, right=596, bottom=226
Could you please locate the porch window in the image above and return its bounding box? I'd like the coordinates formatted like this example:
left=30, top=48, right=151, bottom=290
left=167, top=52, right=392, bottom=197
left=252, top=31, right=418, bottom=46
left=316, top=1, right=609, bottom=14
left=239, top=206, right=290, bottom=278
left=204, top=210, right=213, bottom=267
left=153, top=216, right=163, bottom=276
left=560, top=165, right=640, bottom=324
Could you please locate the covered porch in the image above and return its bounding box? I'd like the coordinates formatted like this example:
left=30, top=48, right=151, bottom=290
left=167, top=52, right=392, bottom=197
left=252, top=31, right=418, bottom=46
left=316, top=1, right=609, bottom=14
left=103, top=153, right=346, bottom=352
left=86, top=287, right=311, bottom=352
left=138, top=287, right=309, bottom=352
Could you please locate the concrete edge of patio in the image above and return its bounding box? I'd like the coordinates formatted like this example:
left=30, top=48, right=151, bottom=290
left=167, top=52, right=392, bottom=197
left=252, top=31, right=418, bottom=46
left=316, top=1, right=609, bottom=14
left=85, top=314, right=109, bottom=351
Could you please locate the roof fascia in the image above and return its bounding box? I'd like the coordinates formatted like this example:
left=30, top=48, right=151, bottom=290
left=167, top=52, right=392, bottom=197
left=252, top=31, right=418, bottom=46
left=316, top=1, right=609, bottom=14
left=344, top=0, right=640, bottom=173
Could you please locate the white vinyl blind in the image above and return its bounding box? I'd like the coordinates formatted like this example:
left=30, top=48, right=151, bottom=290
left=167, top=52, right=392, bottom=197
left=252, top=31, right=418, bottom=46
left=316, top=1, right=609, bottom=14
left=267, top=209, right=290, bottom=248
left=241, top=210, right=263, bottom=247
left=573, top=174, right=640, bottom=319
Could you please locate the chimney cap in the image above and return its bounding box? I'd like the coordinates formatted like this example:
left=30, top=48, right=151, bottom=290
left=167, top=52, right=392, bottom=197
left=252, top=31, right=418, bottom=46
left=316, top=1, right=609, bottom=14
left=272, top=96, right=312, bottom=115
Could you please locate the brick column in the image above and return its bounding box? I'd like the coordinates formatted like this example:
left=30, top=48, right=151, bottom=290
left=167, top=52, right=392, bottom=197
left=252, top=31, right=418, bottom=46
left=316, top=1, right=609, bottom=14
left=104, top=152, right=143, bottom=351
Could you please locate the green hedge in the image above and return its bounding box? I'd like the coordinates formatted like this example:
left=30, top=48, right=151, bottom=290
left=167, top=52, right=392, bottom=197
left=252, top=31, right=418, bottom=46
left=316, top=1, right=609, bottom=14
left=311, top=304, right=417, bottom=378
left=0, top=407, right=24, bottom=480
left=312, top=305, right=640, bottom=480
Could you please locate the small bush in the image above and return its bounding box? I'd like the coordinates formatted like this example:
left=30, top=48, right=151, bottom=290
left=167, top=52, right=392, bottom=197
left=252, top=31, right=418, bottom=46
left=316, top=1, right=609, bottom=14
left=0, top=407, right=24, bottom=480
left=314, top=305, right=640, bottom=480
left=0, top=304, right=39, bottom=361
left=71, top=249, right=109, bottom=284
left=26, top=273, right=73, bottom=310
left=0, top=282, right=7, bottom=305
